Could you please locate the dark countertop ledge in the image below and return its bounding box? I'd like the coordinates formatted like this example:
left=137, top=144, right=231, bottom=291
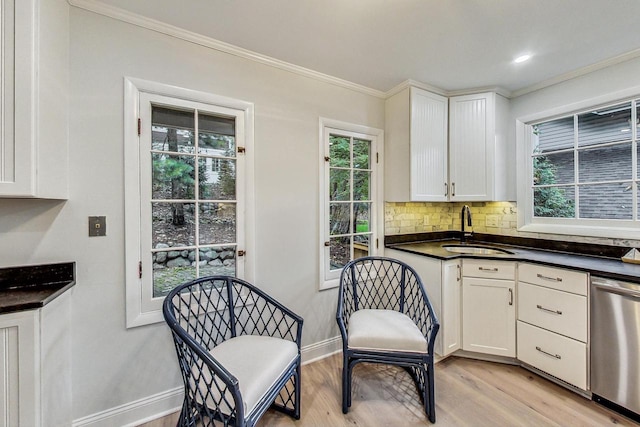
left=386, top=232, right=640, bottom=284
left=0, top=262, right=75, bottom=314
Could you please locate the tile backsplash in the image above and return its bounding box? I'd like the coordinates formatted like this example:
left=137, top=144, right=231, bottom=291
left=385, top=201, right=640, bottom=248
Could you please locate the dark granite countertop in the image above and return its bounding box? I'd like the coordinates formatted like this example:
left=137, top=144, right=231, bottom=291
left=0, top=262, right=75, bottom=314
left=386, top=232, right=640, bottom=284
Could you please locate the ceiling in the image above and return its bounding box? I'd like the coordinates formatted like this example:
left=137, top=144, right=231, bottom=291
left=94, top=0, right=640, bottom=96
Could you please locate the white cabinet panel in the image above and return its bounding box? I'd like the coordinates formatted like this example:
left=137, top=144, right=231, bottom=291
left=0, top=0, right=69, bottom=198
left=0, top=325, right=19, bottom=427
left=410, top=89, right=449, bottom=201
left=462, top=259, right=515, bottom=280
left=385, top=89, right=509, bottom=202
left=517, top=321, right=587, bottom=390
left=518, top=263, right=588, bottom=295
left=0, top=310, right=38, bottom=427
left=448, top=92, right=509, bottom=201
left=462, top=276, right=516, bottom=357
left=441, top=260, right=461, bottom=355
left=449, top=95, right=490, bottom=199
left=385, top=87, right=448, bottom=202
left=518, top=282, right=587, bottom=342
left=0, top=290, right=72, bottom=427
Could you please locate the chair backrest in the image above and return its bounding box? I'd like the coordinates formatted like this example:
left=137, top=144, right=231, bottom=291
left=337, top=256, right=439, bottom=346
left=163, top=276, right=301, bottom=351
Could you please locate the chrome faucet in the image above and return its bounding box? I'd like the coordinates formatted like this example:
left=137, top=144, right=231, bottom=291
left=460, top=205, right=473, bottom=243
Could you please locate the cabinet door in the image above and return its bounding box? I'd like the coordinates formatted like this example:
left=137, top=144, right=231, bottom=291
left=449, top=93, right=495, bottom=201
left=0, top=323, right=19, bottom=426
left=462, top=276, right=515, bottom=357
left=0, top=310, right=38, bottom=427
left=0, top=0, right=68, bottom=198
left=410, top=88, right=448, bottom=201
left=442, top=261, right=461, bottom=356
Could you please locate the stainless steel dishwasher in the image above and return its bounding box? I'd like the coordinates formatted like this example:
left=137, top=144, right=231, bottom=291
left=591, top=277, right=640, bottom=420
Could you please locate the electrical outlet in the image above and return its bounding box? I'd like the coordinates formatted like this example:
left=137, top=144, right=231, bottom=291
left=89, top=216, right=106, bottom=237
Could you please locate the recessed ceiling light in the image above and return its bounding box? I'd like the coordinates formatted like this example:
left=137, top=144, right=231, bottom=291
left=514, top=54, right=531, bottom=63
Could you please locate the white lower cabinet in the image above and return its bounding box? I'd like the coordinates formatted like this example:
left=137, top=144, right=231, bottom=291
left=0, top=291, right=72, bottom=427
left=516, top=263, right=588, bottom=390
left=441, top=260, right=462, bottom=356
left=386, top=251, right=590, bottom=392
left=517, top=321, right=587, bottom=390
left=461, top=260, right=516, bottom=357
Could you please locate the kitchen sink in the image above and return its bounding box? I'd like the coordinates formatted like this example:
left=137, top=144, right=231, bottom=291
left=441, top=244, right=513, bottom=255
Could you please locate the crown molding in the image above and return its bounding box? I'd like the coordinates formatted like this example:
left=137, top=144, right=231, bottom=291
left=384, top=79, right=448, bottom=98
left=384, top=79, right=511, bottom=99
left=447, top=85, right=512, bottom=99
left=511, top=47, right=640, bottom=98
left=68, top=0, right=387, bottom=99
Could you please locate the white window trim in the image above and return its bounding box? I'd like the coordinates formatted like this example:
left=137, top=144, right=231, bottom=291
left=318, top=117, right=384, bottom=291
left=124, top=77, right=255, bottom=328
left=516, top=85, right=640, bottom=240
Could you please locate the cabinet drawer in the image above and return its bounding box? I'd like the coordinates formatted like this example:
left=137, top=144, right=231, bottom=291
left=463, top=259, right=515, bottom=280
left=518, top=263, right=587, bottom=295
left=517, top=321, right=587, bottom=390
left=518, top=283, right=587, bottom=342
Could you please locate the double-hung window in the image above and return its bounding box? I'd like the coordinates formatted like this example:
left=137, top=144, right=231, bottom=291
left=518, top=96, right=640, bottom=239
left=124, top=78, right=253, bottom=327
left=319, top=119, right=383, bottom=289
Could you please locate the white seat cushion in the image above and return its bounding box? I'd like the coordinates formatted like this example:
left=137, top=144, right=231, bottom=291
left=348, top=309, right=428, bottom=353
left=195, top=335, right=298, bottom=416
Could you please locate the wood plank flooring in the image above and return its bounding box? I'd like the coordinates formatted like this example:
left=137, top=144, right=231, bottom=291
left=139, top=354, right=639, bottom=426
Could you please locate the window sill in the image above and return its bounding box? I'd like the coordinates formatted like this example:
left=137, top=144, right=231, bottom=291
left=519, top=222, right=640, bottom=240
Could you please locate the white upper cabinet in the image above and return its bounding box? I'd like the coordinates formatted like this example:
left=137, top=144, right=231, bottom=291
left=449, top=92, right=509, bottom=201
left=386, top=88, right=509, bottom=202
left=385, top=87, right=449, bottom=201
left=0, top=0, right=69, bottom=198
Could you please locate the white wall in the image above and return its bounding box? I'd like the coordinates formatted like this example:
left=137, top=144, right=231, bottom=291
left=0, top=5, right=384, bottom=423
left=511, top=57, right=640, bottom=121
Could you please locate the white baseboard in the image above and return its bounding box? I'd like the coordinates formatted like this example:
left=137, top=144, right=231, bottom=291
left=71, top=386, right=183, bottom=427
left=301, top=335, right=342, bottom=365
left=72, top=337, right=342, bottom=426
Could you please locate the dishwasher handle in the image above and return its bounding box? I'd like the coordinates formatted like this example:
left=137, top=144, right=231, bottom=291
left=592, top=280, right=640, bottom=300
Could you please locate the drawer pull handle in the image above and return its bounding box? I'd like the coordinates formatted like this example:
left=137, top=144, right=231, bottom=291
left=536, top=304, right=563, bottom=315
left=509, top=288, right=513, bottom=306
left=536, top=346, right=561, bottom=360
left=479, top=267, right=499, bottom=272
left=537, top=273, right=562, bottom=282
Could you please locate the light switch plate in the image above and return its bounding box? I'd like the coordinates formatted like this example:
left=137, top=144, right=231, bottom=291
left=89, top=216, right=106, bottom=237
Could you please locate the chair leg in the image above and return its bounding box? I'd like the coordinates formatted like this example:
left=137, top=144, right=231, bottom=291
left=425, top=361, right=436, bottom=423
left=294, top=362, right=302, bottom=419
left=342, top=353, right=350, bottom=414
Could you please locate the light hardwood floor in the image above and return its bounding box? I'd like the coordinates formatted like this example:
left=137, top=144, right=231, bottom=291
left=140, top=354, right=639, bottom=426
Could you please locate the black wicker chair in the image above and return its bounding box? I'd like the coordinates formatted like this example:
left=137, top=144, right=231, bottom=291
left=336, top=257, right=440, bottom=422
left=163, top=276, right=303, bottom=427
